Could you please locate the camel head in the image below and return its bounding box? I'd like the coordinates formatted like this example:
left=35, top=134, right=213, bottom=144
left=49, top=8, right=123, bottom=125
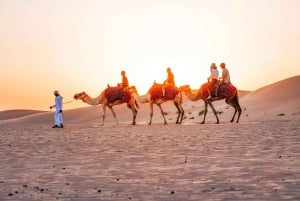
left=74, top=92, right=88, bottom=101
left=129, top=85, right=139, bottom=95
left=179, top=85, right=191, bottom=94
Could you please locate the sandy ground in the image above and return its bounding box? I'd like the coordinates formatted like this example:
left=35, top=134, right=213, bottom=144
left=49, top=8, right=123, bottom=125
left=1, top=76, right=300, bottom=201
left=1, top=118, right=300, bottom=201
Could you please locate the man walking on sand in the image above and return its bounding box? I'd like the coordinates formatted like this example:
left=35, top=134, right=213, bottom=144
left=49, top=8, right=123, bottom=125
left=50, top=90, right=64, bottom=128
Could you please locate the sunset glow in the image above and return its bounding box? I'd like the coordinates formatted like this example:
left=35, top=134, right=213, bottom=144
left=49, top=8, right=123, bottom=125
left=1, top=0, right=300, bottom=111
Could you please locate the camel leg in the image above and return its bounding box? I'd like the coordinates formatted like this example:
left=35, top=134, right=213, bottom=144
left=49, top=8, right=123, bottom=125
left=127, top=101, right=137, bottom=125
left=179, top=105, right=184, bottom=123
left=108, top=106, right=119, bottom=126
left=135, top=100, right=140, bottom=109
left=235, top=97, right=242, bottom=123
left=200, top=101, right=208, bottom=124
left=228, top=102, right=238, bottom=123
left=127, top=102, right=137, bottom=125
left=236, top=103, right=242, bottom=123
left=226, top=98, right=241, bottom=123
left=157, top=104, right=167, bottom=125
left=149, top=102, right=154, bottom=125
left=225, top=98, right=237, bottom=122
left=177, top=104, right=184, bottom=124
left=174, top=102, right=181, bottom=124
left=132, top=108, right=137, bottom=125
left=101, top=105, right=106, bottom=126
left=207, top=101, right=220, bottom=124
left=174, top=102, right=184, bottom=124
left=227, top=94, right=242, bottom=123
left=230, top=101, right=242, bottom=123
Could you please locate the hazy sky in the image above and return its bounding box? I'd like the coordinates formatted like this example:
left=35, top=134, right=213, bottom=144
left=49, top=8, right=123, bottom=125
left=1, top=0, right=300, bottom=111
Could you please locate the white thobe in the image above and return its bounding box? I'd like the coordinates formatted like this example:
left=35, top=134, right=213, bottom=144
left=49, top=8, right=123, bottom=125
left=54, top=95, right=63, bottom=125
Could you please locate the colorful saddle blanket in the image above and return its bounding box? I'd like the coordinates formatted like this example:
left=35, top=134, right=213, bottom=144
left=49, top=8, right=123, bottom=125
left=199, top=82, right=237, bottom=99
left=149, top=84, right=179, bottom=101
left=105, top=87, right=130, bottom=104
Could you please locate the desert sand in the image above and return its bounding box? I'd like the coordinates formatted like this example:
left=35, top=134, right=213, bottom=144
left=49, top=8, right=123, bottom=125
left=0, top=76, right=300, bottom=201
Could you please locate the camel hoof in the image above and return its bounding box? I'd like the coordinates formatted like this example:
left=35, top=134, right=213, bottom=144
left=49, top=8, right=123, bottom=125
left=132, top=122, right=136, bottom=125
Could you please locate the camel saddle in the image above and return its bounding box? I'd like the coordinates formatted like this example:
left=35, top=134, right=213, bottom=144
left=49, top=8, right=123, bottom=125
left=149, top=84, right=179, bottom=101
left=199, top=82, right=237, bottom=99
left=105, top=86, right=130, bottom=104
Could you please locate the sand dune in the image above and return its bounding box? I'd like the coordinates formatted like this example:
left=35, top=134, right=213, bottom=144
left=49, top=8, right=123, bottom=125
left=239, top=75, right=300, bottom=120
left=242, top=75, right=300, bottom=102
left=0, top=109, right=46, bottom=121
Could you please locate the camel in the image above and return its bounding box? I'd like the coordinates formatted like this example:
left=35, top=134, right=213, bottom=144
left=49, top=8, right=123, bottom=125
left=147, top=82, right=184, bottom=125
left=74, top=86, right=139, bottom=126
left=179, top=82, right=242, bottom=124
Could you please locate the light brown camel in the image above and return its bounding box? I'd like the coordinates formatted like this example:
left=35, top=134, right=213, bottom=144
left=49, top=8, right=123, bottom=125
left=74, top=86, right=139, bottom=126
left=147, top=82, right=184, bottom=125
left=179, top=82, right=242, bottom=124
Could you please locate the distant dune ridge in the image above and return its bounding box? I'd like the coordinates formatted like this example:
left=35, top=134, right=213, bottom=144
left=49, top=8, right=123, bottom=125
left=0, top=109, right=46, bottom=121
left=0, top=75, right=299, bottom=124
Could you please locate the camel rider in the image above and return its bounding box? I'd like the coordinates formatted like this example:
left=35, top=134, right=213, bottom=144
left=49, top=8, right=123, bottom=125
left=207, top=63, right=219, bottom=99
left=162, top=67, right=175, bottom=98
left=219, top=62, right=231, bottom=84
left=119, top=70, right=129, bottom=88
left=117, top=70, right=129, bottom=101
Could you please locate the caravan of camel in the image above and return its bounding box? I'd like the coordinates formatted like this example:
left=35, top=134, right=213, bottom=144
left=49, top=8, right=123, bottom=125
left=74, top=68, right=242, bottom=125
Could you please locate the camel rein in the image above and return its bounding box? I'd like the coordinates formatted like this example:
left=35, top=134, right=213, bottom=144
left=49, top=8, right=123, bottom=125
left=49, top=99, right=76, bottom=112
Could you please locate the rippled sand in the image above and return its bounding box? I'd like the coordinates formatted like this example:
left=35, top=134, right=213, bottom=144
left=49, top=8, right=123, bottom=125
left=1, top=119, right=299, bottom=201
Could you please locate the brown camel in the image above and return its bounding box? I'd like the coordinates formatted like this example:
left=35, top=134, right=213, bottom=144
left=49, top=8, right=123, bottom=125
left=179, top=82, right=242, bottom=124
left=74, top=86, right=139, bottom=126
left=147, top=82, right=184, bottom=125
